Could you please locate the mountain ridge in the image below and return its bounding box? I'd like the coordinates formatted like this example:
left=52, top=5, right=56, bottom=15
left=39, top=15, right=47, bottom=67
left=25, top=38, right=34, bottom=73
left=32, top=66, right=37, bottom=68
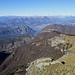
left=0, top=25, right=35, bottom=40
left=0, top=24, right=75, bottom=75
left=42, top=24, right=75, bottom=35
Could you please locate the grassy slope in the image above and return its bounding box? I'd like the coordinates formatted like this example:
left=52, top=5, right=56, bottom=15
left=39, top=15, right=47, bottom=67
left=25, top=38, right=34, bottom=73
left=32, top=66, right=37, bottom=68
left=25, top=34, right=75, bottom=75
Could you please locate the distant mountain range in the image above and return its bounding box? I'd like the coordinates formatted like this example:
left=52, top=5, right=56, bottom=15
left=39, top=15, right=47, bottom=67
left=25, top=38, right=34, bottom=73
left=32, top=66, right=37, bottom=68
left=0, top=26, right=35, bottom=39
left=0, top=16, right=75, bottom=29
left=0, top=16, right=75, bottom=39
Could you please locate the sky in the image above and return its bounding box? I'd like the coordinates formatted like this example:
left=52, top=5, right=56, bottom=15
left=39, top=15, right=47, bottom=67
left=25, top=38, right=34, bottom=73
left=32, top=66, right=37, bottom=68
left=0, top=0, right=75, bottom=16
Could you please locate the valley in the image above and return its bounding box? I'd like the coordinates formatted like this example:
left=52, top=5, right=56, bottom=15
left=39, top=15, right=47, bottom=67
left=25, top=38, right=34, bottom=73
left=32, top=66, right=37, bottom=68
left=0, top=16, right=75, bottom=75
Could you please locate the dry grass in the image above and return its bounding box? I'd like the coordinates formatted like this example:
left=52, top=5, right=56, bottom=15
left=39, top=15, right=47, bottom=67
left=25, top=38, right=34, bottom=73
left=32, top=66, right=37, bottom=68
left=26, top=34, right=75, bottom=75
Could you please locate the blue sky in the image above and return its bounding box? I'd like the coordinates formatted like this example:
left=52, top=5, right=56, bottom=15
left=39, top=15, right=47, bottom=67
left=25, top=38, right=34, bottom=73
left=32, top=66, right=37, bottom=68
left=0, top=0, right=75, bottom=16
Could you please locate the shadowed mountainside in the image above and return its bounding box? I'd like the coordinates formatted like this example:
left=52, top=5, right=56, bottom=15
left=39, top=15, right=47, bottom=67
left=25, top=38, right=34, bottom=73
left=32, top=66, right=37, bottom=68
left=0, top=25, right=35, bottom=40
left=0, top=34, right=34, bottom=65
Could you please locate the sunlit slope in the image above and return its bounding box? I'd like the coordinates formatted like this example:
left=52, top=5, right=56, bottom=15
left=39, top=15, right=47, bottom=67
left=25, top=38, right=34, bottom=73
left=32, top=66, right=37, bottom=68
left=25, top=34, right=75, bottom=75
left=62, top=34, right=75, bottom=52
left=26, top=55, right=75, bottom=75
